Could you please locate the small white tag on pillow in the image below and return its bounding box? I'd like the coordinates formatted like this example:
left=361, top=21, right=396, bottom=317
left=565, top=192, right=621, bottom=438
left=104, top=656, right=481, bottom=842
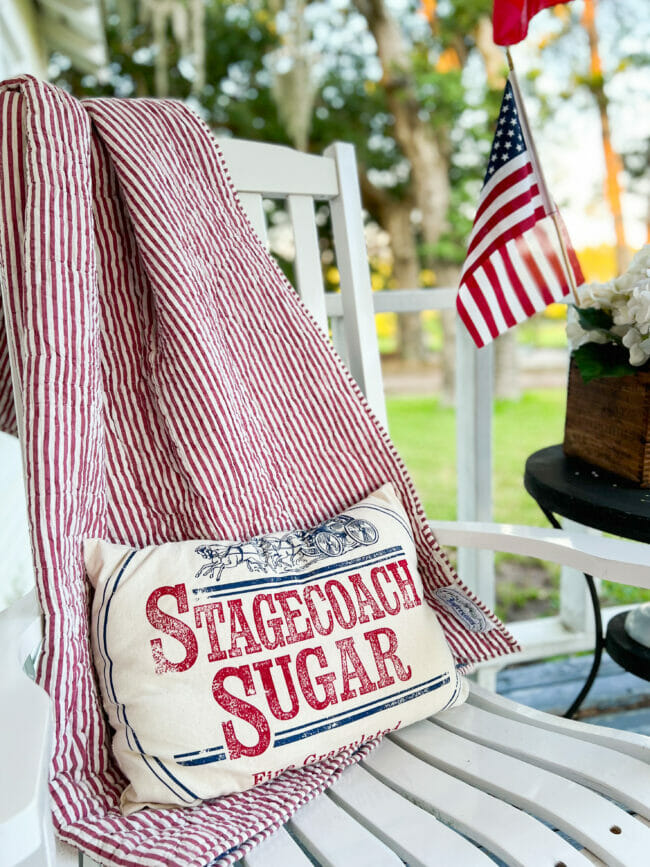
left=85, top=483, right=467, bottom=813
left=432, top=587, right=496, bottom=633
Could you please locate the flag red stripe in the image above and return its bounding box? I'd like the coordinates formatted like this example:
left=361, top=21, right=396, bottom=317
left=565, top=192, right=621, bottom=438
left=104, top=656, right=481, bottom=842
left=514, top=233, right=555, bottom=305
left=473, top=161, right=535, bottom=226
left=456, top=298, right=487, bottom=348
left=533, top=222, right=567, bottom=292
left=481, top=258, right=518, bottom=328
left=464, top=273, right=500, bottom=339
left=467, top=181, right=541, bottom=260
left=462, top=203, right=546, bottom=283
left=498, top=246, right=537, bottom=317
left=555, top=209, right=585, bottom=284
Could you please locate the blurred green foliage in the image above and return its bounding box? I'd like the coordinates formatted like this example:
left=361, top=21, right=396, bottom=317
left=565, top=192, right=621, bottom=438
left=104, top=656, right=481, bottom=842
left=53, top=0, right=509, bottom=274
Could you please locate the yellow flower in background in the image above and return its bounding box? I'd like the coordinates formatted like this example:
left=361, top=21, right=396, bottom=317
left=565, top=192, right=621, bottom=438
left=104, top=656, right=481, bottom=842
left=576, top=245, right=618, bottom=284
left=326, top=266, right=340, bottom=287
left=375, top=312, right=396, bottom=340
left=419, top=268, right=436, bottom=287
left=371, top=272, right=384, bottom=291
left=544, top=303, right=567, bottom=320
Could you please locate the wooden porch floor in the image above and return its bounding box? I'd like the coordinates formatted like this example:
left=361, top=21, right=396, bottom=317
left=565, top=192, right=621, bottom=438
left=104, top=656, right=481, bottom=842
left=497, top=653, right=650, bottom=734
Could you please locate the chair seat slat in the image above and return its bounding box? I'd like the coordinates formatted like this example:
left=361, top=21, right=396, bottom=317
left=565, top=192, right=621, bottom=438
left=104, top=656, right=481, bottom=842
left=468, top=682, right=650, bottom=762
left=287, top=787, right=402, bottom=867
left=394, top=719, right=649, bottom=867
left=362, top=738, right=587, bottom=867
left=436, top=703, right=650, bottom=818
left=328, top=763, right=492, bottom=866
left=242, top=826, right=311, bottom=867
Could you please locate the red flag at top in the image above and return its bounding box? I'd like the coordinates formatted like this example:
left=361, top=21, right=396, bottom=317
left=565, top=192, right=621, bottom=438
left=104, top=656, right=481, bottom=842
left=493, top=0, right=568, bottom=45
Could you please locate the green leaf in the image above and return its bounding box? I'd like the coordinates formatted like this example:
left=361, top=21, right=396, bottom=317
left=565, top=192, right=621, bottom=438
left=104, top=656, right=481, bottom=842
left=574, top=305, right=613, bottom=332
left=572, top=342, right=644, bottom=382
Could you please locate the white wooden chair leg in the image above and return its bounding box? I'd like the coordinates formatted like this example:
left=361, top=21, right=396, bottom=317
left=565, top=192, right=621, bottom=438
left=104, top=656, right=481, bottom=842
left=54, top=838, right=82, bottom=866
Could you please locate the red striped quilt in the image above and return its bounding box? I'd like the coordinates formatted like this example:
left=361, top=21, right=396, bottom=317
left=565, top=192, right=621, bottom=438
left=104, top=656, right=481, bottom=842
left=0, top=76, right=517, bottom=866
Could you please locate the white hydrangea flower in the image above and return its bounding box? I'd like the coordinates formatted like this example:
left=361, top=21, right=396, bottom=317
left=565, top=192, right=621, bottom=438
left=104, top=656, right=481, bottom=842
left=627, top=287, right=650, bottom=334
left=630, top=341, right=650, bottom=367
left=569, top=244, right=650, bottom=368
left=622, top=328, right=650, bottom=366
left=576, top=279, right=617, bottom=309
left=566, top=305, right=609, bottom=351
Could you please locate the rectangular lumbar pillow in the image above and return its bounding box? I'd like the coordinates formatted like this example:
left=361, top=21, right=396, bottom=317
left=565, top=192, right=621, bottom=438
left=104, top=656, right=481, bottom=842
left=85, top=483, right=467, bottom=813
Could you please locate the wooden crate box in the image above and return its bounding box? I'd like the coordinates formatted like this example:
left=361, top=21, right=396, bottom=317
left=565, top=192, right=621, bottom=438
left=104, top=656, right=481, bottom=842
left=563, top=359, right=650, bottom=487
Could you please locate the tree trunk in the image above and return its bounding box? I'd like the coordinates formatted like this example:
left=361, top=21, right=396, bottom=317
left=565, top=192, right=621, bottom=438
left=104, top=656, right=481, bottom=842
left=434, top=264, right=460, bottom=405
left=379, top=200, right=424, bottom=363
left=354, top=1, right=450, bottom=245
left=270, top=0, right=317, bottom=151
left=354, top=0, right=451, bottom=363
left=582, top=0, right=629, bottom=272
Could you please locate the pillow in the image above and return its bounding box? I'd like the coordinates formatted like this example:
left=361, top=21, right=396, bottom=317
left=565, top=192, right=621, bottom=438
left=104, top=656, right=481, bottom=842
left=85, top=483, right=467, bottom=814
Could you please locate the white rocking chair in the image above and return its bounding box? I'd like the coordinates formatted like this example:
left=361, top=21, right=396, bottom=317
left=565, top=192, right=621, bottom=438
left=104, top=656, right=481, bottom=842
left=1, top=139, right=649, bottom=867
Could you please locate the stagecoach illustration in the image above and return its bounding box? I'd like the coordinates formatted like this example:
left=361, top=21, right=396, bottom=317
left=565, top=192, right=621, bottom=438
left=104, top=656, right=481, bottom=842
left=195, top=515, right=379, bottom=583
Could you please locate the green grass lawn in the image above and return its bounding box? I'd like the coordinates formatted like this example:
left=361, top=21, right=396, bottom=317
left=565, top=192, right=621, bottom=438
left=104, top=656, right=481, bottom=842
left=386, top=389, right=565, bottom=524
left=386, top=389, right=650, bottom=618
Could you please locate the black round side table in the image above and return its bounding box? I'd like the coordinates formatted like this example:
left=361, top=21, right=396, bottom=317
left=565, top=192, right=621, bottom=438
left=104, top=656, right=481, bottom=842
left=524, top=445, right=650, bottom=716
left=606, top=612, right=650, bottom=681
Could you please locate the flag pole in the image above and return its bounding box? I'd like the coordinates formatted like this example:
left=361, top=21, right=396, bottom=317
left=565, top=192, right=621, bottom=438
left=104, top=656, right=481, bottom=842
left=505, top=48, right=581, bottom=304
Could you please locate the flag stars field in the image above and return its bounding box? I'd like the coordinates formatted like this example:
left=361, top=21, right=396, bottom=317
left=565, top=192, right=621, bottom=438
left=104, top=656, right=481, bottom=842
left=456, top=78, right=584, bottom=349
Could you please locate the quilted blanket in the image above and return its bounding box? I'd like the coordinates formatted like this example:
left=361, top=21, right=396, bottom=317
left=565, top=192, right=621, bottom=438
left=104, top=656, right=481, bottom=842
left=0, top=76, right=517, bottom=866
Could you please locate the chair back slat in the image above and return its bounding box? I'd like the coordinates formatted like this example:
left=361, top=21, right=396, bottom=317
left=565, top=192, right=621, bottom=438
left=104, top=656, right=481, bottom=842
left=287, top=194, right=327, bottom=331
left=219, top=139, right=339, bottom=198
left=218, top=138, right=386, bottom=426
left=324, top=142, right=387, bottom=427
left=238, top=193, right=268, bottom=245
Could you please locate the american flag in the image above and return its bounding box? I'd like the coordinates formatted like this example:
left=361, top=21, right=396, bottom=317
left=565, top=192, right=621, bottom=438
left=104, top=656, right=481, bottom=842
left=457, top=79, right=583, bottom=349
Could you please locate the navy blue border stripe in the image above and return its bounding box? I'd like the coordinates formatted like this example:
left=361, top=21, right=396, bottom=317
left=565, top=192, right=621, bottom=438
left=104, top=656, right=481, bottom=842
left=97, top=552, right=198, bottom=803
left=194, top=545, right=405, bottom=598
left=175, top=752, right=227, bottom=767
left=274, top=673, right=450, bottom=741
left=174, top=745, right=225, bottom=759
left=96, top=552, right=138, bottom=754
left=276, top=673, right=449, bottom=738
left=440, top=670, right=463, bottom=712
left=274, top=675, right=451, bottom=747
left=95, top=551, right=136, bottom=739
left=173, top=673, right=452, bottom=763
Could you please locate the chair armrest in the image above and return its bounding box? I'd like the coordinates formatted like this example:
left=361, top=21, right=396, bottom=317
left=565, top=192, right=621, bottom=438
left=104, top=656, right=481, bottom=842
left=430, top=521, right=650, bottom=590
left=0, top=590, right=55, bottom=867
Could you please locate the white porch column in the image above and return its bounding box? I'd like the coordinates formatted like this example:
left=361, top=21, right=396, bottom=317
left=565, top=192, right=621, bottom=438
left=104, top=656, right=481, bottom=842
left=456, top=327, right=496, bottom=689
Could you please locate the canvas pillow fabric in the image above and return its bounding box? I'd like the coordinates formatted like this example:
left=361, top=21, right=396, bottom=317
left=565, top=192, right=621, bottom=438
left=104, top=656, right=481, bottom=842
left=85, top=483, right=467, bottom=814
